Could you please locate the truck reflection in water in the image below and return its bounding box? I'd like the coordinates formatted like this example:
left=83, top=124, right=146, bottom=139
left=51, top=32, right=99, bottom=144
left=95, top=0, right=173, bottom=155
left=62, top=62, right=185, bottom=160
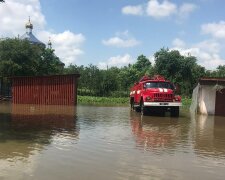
left=129, top=111, right=188, bottom=152
left=193, top=114, right=225, bottom=158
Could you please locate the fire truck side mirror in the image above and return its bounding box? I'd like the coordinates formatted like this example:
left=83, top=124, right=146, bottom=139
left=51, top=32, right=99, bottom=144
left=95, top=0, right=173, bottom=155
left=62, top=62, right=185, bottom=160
left=174, top=84, right=181, bottom=94
left=173, top=84, right=176, bottom=90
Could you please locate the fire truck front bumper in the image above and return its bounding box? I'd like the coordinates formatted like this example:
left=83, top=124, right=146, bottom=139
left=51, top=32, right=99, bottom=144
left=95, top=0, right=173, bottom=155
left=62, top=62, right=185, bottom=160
left=144, top=102, right=182, bottom=107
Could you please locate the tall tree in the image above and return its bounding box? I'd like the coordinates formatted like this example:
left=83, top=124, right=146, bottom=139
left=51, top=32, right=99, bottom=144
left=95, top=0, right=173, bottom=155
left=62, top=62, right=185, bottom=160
left=209, top=65, right=225, bottom=77
left=38, top=48, right=64, bottom=75
left=154, top=48, right=181, bottom=80
left=0, top=38, right=62, bottom=77
left=133, top=55, right=152, bottom=81
left=154, top=48, right=205, bottom=96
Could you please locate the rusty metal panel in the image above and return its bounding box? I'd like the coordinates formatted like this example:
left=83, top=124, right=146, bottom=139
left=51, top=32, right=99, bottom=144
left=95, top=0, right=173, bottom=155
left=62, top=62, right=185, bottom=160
left=215, top=89, right=225, bottom=117
left=12, top=74, right=80, bottom=105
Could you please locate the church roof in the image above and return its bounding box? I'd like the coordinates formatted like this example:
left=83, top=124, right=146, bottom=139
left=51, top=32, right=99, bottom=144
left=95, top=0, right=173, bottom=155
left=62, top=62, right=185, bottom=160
left=21, top=32, right=45, bottom=46
left=21, top=17, right=45, bottom=46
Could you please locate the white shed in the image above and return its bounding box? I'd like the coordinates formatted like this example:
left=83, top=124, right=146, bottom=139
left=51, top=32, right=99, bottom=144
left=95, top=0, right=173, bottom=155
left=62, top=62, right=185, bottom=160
left=190, top=78, right=225, bottom=116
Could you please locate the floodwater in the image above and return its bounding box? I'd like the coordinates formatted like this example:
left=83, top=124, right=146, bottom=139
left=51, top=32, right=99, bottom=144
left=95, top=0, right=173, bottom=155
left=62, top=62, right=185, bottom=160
left=0, top=102, right=225, bottom=180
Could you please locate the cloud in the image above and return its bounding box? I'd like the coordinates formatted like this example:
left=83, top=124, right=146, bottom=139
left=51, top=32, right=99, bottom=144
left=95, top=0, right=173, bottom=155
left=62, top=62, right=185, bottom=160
left=201, top=21, right=225, bottom=39
left=102, top=31, right=140, bottom=48
left=122, top=0, right=197, bottom=21
left=98, top=54, right=134, bottom=69
left=0, top=0, right=85, bottom=66
left=171, top=38, right=225, bottom=70
left=178, top=3, right=197, bottom=19
left=172, top=38, right=186, bottom=48
left=146, top=0, right=177, bottom=18
left=122, top=5, right=144, bottom=16
left=176, top=3, right=197, bottom=23
left=196, top=40, right=220, bottom=54
left=0, top=0, right=45, bottom=36
left=38, top=31, right=85, bottom=66
left=102, top=37, right=140, bottom=48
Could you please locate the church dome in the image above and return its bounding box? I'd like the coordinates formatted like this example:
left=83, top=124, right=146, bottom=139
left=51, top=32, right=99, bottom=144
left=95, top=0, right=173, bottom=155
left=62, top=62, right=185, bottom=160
left=21, top=17, right=45, bottom=46
left=25, top=17, right=33, bottom=30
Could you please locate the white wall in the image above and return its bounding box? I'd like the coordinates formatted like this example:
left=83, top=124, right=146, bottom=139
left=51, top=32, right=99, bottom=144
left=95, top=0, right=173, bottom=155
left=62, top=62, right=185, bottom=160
left=198, top=85, right=216, bottom=115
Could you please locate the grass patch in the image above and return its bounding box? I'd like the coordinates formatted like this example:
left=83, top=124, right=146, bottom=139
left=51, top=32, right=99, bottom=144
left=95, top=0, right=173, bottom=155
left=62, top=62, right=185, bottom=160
left=78, top=95, right=129, bottom=105
left=78, top=95, right=192, bottom=107
left=182, top=97, right=192, bottom=108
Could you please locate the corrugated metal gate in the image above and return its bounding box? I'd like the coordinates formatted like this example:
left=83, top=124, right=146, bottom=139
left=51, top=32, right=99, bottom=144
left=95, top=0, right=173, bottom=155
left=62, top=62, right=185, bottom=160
left=215, top=89, right=225, bottom=116
left=11, top=74, right=80, bottom=105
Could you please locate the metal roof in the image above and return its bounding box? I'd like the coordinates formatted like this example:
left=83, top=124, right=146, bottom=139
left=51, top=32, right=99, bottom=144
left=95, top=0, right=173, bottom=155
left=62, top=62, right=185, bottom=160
left=20, top=32, right=45, bottom=46
left=10, top=73, right=80, bottom=79
left=199, top=77, right=225, bottom=86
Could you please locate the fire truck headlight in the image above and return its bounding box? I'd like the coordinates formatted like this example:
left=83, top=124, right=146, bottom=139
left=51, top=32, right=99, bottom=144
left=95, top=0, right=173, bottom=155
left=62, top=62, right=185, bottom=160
left=145, top=96, right=151, bottom=101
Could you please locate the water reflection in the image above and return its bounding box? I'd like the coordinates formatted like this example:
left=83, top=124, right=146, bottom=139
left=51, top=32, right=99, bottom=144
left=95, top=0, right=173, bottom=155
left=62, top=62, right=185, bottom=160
left=193, top=114, right=225, bottom=158
left=130, top=111, right=190, bottom=152
left=0, top=103, right=79, bottom=179
left=11, top=104, right=78, bottom=131
left=0, top=103, right=79, bottom=156
left=0, top=103, right=225, bottom=179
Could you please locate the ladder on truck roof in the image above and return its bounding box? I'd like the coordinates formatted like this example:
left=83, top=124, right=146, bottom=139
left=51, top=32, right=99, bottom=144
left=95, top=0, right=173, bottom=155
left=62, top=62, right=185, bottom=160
left=139, top=75, right=165, bottom=82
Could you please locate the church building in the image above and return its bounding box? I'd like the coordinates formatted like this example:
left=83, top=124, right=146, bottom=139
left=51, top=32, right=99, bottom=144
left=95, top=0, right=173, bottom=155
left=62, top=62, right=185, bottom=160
left=20, top=17, right=45, bottom=46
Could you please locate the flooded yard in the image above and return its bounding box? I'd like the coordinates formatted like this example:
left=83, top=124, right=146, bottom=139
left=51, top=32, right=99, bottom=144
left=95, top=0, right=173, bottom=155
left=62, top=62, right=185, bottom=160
left=0, top=102, right=225, bottom=180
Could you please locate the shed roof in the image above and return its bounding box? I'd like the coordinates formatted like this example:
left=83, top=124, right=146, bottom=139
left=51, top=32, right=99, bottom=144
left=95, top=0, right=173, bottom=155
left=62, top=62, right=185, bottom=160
left=10, top=74, right=80, bottom=79
left=199, top=77, right=225, bottom=86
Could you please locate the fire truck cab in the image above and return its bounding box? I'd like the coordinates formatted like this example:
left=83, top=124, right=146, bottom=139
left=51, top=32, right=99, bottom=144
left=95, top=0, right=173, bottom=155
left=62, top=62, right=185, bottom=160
left=130, top=75, right=182, bottom=117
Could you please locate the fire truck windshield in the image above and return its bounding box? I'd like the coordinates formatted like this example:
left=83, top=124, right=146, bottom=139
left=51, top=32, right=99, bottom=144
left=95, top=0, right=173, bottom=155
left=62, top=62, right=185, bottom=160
left=144, top=82, right=174, bottom=90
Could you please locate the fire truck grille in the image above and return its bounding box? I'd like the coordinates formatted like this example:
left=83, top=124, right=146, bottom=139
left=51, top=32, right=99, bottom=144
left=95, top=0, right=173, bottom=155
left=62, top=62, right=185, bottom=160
left=153, top=93, right=173, bottom=102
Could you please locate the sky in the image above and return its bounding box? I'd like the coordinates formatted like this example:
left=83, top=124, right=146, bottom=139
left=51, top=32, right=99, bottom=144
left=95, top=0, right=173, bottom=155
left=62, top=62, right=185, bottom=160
left=0, top=0, right=225, bottom=70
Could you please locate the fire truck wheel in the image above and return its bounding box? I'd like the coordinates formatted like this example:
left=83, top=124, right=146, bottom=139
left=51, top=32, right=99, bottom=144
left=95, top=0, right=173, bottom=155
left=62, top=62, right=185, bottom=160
left=135, top=106, right=141, bottom=112
left=130, top=102, right=135, bottom=111
left=171, top=107, right=179, bottom=117
left=141, top=101, right=147, bottom=115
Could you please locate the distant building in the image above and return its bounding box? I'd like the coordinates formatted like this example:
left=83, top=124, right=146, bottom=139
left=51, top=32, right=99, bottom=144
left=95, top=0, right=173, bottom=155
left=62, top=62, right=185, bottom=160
left=20, top=17, right=45, bottom=46
left=190, top=77, right=225, bottom=116
left=20, top=17, right=65, bottom=68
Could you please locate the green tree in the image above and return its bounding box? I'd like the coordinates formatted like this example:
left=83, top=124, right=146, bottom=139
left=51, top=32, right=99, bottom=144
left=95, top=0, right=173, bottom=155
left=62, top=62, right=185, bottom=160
left=118, top=66, right=137, bottom=88
left=216, top=65, right=225, bottom=77
left=154, top=48, right=181, bottom=80
left=133, top=55, right=152, bottom=80
left=0, top=38, right=63, bottom=77
left=154, top=48, right=205, bottom=96
left=209, top=65, right=225, bottom=77
left=85, top=64, right=101, bottom=95
left=38, top=48, right=64, bottom=75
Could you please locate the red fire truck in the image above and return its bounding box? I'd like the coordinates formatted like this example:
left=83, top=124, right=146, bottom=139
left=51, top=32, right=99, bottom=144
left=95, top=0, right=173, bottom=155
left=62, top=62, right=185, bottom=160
left=130, top=75, right=182, bottom=116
